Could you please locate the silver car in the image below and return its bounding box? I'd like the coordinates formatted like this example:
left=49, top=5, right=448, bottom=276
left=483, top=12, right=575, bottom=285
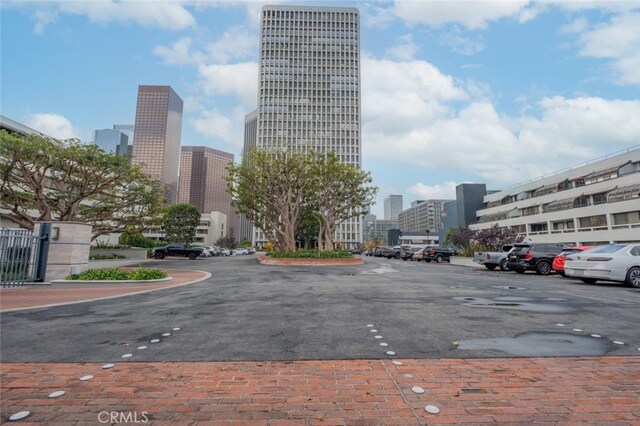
left=564, top=243, right=640, bottom=288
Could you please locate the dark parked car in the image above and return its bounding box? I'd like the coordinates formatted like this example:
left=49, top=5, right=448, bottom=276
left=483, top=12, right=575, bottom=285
left=424, top=246, right=455, bottom=263
left=506, top=243, right=566, bottom=275
left=350, top=247, right=364, bottom=255
left=152, top=243, right=203, bottom=260
left=400, top=247, right=417, bottom=260
left=373, top=247, right=385, bottom=257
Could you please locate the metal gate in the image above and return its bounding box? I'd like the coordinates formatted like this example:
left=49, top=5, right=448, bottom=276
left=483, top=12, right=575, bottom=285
left=0, top=224, right=50, bottom=287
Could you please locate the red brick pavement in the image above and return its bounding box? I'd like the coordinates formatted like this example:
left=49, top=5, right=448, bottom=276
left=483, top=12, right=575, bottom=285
left=0, top=269, right=209, bottom=313
left=1, top=357, right=639, bottom=425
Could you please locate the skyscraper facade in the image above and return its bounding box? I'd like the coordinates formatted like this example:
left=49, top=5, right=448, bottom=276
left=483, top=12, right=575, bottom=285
left=240, top=110, right=258, bottom=243
left=256, top=5, right=362, bottom=247
left=384, top=195, right=403, bottom=220
left=398, top=199, right=452, bottom=233
left=93, top=128, right=129, bottom=156
left=131, top=85, right=183, bottom=204
left=178, top=146, right=239, bottom=240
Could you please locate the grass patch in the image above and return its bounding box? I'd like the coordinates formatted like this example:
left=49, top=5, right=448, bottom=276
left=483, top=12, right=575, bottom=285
left=66, top=267, right=168, bottom=281
left=267, top=249, right=353, bottom=259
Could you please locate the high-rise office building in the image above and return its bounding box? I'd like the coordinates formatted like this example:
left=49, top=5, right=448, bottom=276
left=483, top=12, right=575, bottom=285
left=178, top=146, right=239, bottom=240
left=131, top=85, right=183, bottom=204
left=255, top=5, right=362, bottom=247
left=240, top=110, right=258, bottom=243
left=384, top=195, right=403, bottom=220
left=93, top=128, right=129, bottom=156
left=114, top=124, right=134, bottom=157
left=398, top=199, right=452, bottom=233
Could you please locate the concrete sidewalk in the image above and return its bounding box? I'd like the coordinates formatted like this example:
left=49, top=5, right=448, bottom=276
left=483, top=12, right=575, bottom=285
left=0, top=269, right=209, bottom=313
left=2, top=357, right=639, bottom=424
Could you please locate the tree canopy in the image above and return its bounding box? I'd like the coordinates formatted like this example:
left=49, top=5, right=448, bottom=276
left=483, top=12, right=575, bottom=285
left=162, top=204, right=201, bottom=244
left=0, top=130, right=165, bottom=240
left=227, top=148, right=378, bottom=251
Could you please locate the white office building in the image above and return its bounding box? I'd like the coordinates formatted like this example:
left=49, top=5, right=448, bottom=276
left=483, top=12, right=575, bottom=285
left=254, top=5, right=362, bottom=248
left=471, top=146, right=640, bottom=245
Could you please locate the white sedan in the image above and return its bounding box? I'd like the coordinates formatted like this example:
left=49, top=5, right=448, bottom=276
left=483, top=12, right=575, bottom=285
left=564, top=243, right=640, bottom=288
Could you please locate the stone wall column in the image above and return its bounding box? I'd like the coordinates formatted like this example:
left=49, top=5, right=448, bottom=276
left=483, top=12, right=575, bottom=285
left=34, top=221, right=92, bottom=281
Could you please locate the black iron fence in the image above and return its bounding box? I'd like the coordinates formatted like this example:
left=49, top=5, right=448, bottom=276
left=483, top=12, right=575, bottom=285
left=0, top=224, right=50, bottom=287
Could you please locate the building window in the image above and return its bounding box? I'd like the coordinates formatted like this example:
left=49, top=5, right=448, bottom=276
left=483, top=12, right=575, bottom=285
left=552, top=220, right=574, bottom=231
left=530, top=222, right=548, bottom=233
left=578, top=215, right=607, bottom=229
left=612, top=211, right=640, bottom=226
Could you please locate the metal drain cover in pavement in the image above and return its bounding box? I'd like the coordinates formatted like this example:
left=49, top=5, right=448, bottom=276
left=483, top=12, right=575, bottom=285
left=48, top=391, right=65, bottom=398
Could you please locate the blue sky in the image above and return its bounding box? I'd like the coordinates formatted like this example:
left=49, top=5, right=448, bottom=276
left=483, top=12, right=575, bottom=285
left=2, top=1, right=640, bottom=217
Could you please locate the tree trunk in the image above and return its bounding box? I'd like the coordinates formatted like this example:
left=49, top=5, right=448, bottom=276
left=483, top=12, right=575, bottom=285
left=317, top=219, right=324, bottom=251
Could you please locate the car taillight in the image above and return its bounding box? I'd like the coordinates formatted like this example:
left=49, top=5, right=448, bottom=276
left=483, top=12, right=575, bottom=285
left=587, top=257, right=612, bottom=262
left=430, top=249, right=436, bottom=255
left=523, top=253, right=533, bottom=260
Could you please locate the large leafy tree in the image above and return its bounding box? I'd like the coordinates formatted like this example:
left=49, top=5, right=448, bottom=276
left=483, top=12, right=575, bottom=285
left=310, top=152, right=378, bottom=251
left=474, top=223, right=523, bottom=250
left=227, top=148, right=314, bottom=251
left=0, top=130, right=165, bottom=240
left=162, top=204, right=201, bottom=244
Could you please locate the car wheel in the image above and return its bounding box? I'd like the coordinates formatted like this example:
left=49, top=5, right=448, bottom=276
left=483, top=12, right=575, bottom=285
left=154, top=252, right=164, bottom=260
left=625, top=267, right=640, bottom=288
left=580, top=278, right=597, bottom=284
left=188, top=253, right=198, bottom=260
left=395, top=253, right=400, bottom=259
left=515, top=268, right=525, bottom=274
left=435, top=255, right=443, bottom=263
left=536, top=261, right=551, bottom=275
left=499, top=259, right=509, bottom=271
left=484, top=264, right=497, bottom=270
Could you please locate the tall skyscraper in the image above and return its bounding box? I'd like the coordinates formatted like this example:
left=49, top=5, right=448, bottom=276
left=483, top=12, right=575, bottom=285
left=255, top=5, right=362, bottom=247
left=240, top=110, right=258, bottom=243
left=178, top=146, right=239, bottom=240
left=384, top=195, right=403, bottom=220
left=131, top=85, right=183, bottom=204
left=113, top=124, right=134, bottom=157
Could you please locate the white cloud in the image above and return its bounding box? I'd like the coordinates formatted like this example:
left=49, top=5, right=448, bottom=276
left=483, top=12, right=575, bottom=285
left=560, top=17, right=589, bottom=34
left=392, top=0, right=532, bottom=29
left=361, top=55, right=640, bottom=186
left=439, top=28, right=484, bottom=56
left=57, top=1, right=196, bottom=31
left=407, top=181, right=458, bottom=200
left=32, top=9, right=57, bottom=35
left=190, top=106, right=247, bottom=150
left=574, top=12, right=640, bottom=84
left=361, top=3, right=395, bottom=29
left=206, top=26, right=257, bottom=63
left=197, top=62, right=258, bottom=106
left=153, top=37, right=203, bottom=65
left=385, top=34, right=419, bottom=60
left=25, top=113, right=79, bottom=140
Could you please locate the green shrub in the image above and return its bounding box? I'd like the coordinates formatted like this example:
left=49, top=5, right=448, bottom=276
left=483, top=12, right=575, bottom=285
left=89, top=254, right=126, bottom=260
left=267, top=249, right=353, bottom=259
left=65, top=267, right=167, bottom=281
left=127, top=268, right=168, bottom=280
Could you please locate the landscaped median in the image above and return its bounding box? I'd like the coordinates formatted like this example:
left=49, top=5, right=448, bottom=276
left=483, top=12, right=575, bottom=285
left=51, top=267, right=172, bottom=286
left=257, top=249, right=364, bottom=266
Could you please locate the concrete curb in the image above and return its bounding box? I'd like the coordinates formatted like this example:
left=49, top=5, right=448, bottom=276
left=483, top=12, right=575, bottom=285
left=257, top=255, right=364, bottom=266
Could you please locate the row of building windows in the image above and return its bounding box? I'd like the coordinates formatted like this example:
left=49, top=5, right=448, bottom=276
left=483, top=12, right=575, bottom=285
left=478, top=183, right=640, bottom=223
left=514, top=210, right=640, bottom=235
left=487, top=161, right=639, bottom=208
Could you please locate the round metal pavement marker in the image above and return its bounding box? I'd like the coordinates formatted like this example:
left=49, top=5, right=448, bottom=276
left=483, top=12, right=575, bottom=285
left=375, top=335, right=382, bottom=339
left=48, top=390, right=65, bottom=398
left=392, top=361, right=402, bottom=366
left=79, top=375, right=93, bottom=381
left=425, top=405, right=440, bottom=414
left=162, top=333, right=171, bottom=337
left=137, top=346, right=148, bottom=350
left=366, top=324, right=373, bottom=327
left=613, top=341, right=625, bottom=345
left=379, top=343, right=388, bottom=347
left=556, top=323, right=565, bottom=327
left=121, top=354, right=133, bottom=358
left=411, top=386, right=425, bottom=394
left=573, top=329, right=582, bottom=332
left=591, top=334, right=601, bottom=338
left=172, top=327, right=181, bottom=331
left=102, top=363, right=115, bottom=369
left=386, top=351, right=396, bottom=356
left=404, top=374, right=413, bottom=378
left=9, top=411, right=30, bottom=421
left=150, top=339, right=160, bottom=343
left=370, top=329, right=378, bottom=333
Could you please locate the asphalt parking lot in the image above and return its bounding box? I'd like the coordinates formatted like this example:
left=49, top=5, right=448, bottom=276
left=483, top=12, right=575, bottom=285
left=2, top=255, right=639, bottom=362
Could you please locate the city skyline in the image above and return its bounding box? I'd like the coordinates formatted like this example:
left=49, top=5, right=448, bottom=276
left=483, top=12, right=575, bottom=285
left=2, top=1, right=640, bottom=218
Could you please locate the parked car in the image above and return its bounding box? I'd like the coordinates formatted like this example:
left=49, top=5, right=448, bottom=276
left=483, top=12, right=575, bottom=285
left=219, top=248, right=231, bottom=256
left=363, top=248, right=373, bottom=256
left=473, top=245, right=514, bottom=271
left=381, top=246, right=401, bottom=259
left=424, top=246, right=455, bottom=263
left=411, top=246, right=434, bottom=262
left=233, top=248, right=251, bottom=255
left=564, top=243, right=640, bottom=288
left=152, top=243, right=202, bottom=260
left=400, top=246, right=418, bottom=261
left=350, top=247, right=363, bottom=255
left=552, top=246, right=594, bottom=276
left=506, top=243, right=566, bottom=275
left=373, top=247, right=385, bottom=257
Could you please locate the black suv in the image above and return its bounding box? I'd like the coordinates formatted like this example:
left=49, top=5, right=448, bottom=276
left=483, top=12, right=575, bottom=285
left=424, top=246, right=456, bottom=263
left=506, top=243, right=566, bottom=275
